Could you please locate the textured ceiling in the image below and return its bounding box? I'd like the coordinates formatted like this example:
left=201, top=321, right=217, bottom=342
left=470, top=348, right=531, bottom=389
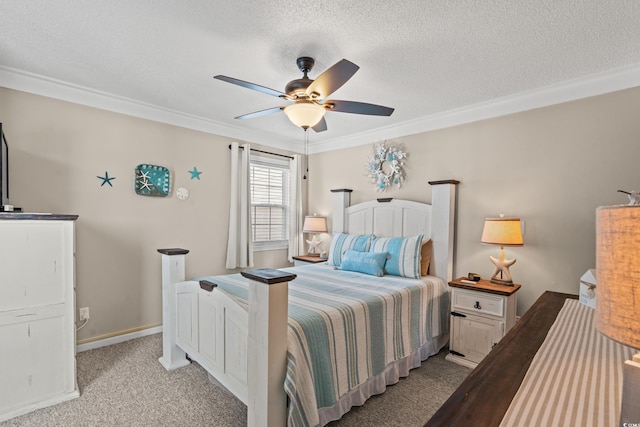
left=1, top=1, right=640, bottom=153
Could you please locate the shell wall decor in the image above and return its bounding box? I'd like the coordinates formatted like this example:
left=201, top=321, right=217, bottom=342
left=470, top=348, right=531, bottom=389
left=365, top=141, right=407, bottom=191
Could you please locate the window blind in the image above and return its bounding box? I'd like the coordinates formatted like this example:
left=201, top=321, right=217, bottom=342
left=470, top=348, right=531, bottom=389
left=250, top=157, right=290, bottom=246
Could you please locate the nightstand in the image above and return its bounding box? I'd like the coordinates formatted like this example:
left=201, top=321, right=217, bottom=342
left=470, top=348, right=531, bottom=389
left=292, top=255, right=327, bottom=267
left=445, top=277, right=521, bottom=369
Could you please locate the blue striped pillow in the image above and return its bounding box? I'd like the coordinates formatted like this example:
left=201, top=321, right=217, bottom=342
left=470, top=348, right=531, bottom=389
left=369, top=234, right=424, bottom=279
left=328, top=233, right=374, bottom=266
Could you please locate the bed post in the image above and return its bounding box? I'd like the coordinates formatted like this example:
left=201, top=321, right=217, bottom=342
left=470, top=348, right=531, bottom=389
left=157, top=248, right=191, bottom=371
left=331, top=188, right=353, bottom=233
left=429, top=180, right=459, bottom=282
left=242, top=268, right=296, bottom=427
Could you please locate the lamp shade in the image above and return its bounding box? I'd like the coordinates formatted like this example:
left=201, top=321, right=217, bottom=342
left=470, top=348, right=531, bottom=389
left=596, top=205, right=640, bottom=349
left=283, top=102, right=325, bottom=129
left=302, top=215, right=327, bottom=233
left=481, top=218, right=524, bottom=246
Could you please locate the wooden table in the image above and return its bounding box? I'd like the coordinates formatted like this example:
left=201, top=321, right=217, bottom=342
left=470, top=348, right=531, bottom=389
left=425, top=291, right=578, bottom=427
left=292, top=255, right=327, bottom=266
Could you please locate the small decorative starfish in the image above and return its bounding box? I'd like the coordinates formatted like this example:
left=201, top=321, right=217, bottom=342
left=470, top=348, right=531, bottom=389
left=140, top=179, right=152, bottom=191
left=189, top=167, right=202, bottom=180
left=97, top=171, right=116, bottom=187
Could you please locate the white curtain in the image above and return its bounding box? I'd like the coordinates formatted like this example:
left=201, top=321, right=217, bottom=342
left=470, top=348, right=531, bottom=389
left=226, top=142, right=253, bottom=269
left=288, top=154, right=303, bottom=262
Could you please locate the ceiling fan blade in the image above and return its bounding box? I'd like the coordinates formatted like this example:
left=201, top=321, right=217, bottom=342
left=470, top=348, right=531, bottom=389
left=235, top=106, right=284, bottom=120
left=214, top=75, right=287, bottom=98
left=324, top=100, right=394, bottom=116
left=311, top=117, right=327, bottom=132
left=305, top=59, right=359, bottom=99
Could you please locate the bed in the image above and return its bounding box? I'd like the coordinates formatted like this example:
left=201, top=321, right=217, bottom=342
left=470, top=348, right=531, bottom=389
left=157, top=180, right=459, bottom=427
left=426, top=291, right=636, bottom=427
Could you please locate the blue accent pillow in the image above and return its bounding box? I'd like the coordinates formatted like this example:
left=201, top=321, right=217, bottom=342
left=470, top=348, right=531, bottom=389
left=369, top=234, right=424, bottom=279
left=339, top=250, right=389, bottom=277
left=328, top=233, right=374, bottom=266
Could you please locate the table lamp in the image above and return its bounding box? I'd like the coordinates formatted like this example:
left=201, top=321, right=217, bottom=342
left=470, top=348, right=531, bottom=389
left=481, top=217, right=524, bottom=285
left=302, top=215, right=327, bottom=256
left=596, top=204, right=640, bottom=423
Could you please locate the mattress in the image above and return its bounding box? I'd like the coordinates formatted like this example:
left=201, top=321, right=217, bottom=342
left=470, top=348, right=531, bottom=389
left=201, top=263, right=450, bottom=427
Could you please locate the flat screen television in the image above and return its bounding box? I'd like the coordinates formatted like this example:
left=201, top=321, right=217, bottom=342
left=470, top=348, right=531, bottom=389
left=0, top=123, right=10, bottom=211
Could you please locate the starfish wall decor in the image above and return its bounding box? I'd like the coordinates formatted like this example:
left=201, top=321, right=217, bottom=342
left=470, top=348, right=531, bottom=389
left=97, top=171, right=116, bottom=187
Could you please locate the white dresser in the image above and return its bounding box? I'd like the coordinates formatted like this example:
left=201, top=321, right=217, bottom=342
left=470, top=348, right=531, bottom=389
left=0, top=214, right=79, bottom=421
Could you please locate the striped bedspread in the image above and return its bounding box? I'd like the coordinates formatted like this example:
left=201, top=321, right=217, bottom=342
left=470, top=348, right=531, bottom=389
left=202, top=263, right=450, bottom=427
left=499, top=298, right=636, bottom=427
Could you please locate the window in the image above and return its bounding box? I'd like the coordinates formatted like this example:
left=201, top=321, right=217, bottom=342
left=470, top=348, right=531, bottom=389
left=250, top=155, right=290, bottom=250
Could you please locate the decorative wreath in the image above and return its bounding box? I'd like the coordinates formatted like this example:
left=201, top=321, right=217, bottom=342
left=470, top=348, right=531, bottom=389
left=365, top=141, right=407, bottom=191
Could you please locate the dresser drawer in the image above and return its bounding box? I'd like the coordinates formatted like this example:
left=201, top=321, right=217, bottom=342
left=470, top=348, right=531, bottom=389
left=452, top=289, right=504, bottom=317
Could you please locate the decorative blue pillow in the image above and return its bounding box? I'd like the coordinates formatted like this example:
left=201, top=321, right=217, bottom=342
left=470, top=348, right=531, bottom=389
left=339, top=250, right=389, bottom=277
left=369, top=234, right=424, bottom=279
left=328, top=233, right=374, bottom=266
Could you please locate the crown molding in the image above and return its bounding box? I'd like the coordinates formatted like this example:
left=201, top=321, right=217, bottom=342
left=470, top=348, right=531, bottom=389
left=2, top=64, right=639, bottom=155
left=0, top=66, right=298, bottom=152
left=311, top=63, right=640, bottom=153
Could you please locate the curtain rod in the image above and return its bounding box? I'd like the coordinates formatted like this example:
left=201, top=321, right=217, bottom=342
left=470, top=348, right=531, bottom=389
left=228, top=144, right=293, bottom=160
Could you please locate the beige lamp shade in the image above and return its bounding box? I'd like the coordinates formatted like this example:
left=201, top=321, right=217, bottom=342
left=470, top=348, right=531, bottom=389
left=302, top=215, right=327, bottom=233
left=283, top=102, right=325, bottom=129
left=481, top=218, right=524, bottom=246
left=481, top=217, right=523, bottom=285
left=596, top=205, right=640, bottom=349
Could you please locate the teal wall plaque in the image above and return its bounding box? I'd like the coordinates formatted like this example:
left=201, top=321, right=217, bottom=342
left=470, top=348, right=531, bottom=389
left=135, top=164, right=170, bottom=197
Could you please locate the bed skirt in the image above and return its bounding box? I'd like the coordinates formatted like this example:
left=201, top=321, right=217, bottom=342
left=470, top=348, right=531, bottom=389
left=317, top=333, right=449, bottom=426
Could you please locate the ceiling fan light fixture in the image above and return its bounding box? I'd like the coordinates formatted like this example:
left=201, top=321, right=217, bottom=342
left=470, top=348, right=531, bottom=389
left=216, top=57, right=393, bottom=133
left=284, top=102, right=325, bottom=129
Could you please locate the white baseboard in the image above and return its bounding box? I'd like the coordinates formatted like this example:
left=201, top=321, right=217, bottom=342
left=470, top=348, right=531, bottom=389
left=76, top=326, right=163, bottom=353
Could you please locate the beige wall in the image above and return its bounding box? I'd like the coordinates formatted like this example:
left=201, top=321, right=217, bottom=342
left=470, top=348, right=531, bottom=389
left=309, top=87, right=640, bottom=314
left=0, top=87, right=295, bottom=342
left=2, top=85, right=639, bottom=340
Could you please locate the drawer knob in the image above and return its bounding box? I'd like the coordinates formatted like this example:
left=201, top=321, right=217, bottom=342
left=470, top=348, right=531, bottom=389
left=474, top=301, right=482, bottom=310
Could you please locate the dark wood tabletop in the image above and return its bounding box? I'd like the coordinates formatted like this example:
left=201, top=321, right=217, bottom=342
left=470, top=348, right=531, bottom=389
left=425, top=290, right=578, bottom=427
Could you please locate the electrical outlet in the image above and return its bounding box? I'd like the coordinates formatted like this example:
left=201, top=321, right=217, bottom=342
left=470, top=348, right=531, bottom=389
left=79, top=307, right=90, bottom=321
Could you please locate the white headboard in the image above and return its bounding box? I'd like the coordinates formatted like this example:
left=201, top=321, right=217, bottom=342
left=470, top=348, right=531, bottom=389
left=331, top=180, right=459, bottom=282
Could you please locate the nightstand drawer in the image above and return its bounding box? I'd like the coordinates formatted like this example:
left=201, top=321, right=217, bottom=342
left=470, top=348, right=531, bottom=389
left=452, top=289, right=504, bottom=317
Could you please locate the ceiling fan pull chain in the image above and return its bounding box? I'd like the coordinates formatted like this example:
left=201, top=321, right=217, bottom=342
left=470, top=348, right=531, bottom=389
left=303, top=130, right=309, bottom=180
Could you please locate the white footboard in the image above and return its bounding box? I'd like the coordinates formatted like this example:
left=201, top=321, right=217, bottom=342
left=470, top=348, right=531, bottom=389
left=157, top=249, right=293, bottom=427
left=174, top=279, right=250, bottom=402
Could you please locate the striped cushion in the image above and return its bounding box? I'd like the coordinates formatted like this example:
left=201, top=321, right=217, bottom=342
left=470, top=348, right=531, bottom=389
left=327, top=233, right=374, bottom=266
left=369, top=234, right=424, bottom=279
left=499, top=299, right=636, bottom=427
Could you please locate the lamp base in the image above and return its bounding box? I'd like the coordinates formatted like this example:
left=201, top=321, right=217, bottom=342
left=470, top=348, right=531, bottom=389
left=620, top=353, right=640, bottom=424
left=488, top=247, right=517, bottom=286
left=490, top=277, right=515, bottom=286
left=305, top=234, right=323, bottom=256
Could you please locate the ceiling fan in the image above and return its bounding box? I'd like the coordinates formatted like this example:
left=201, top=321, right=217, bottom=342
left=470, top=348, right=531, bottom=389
left=214, top=57, right=394, bottom=132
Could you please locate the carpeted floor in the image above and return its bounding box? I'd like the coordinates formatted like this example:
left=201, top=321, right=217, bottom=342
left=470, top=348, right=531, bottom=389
left=0, top=334, right=470, bottom=427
